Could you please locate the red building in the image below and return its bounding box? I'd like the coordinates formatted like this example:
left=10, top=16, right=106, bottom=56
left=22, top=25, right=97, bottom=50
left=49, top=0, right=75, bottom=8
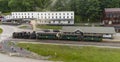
left=103, top=8, right=120, bottom=32
left=103, top=8, right=120, bottom=25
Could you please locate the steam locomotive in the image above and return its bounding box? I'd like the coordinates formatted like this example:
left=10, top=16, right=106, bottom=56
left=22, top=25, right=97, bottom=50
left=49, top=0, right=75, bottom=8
left=12, top=31, right=102, bottom=42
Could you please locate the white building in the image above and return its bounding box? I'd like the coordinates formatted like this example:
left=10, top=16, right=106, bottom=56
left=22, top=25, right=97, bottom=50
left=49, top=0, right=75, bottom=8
left=5, top=11, right=74, bottom=25
left=3, top=15, right=12, bottom=20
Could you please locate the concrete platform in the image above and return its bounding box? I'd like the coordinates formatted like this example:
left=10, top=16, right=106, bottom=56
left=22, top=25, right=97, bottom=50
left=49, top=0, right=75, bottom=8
left=103, top=33, right=120, bottom=42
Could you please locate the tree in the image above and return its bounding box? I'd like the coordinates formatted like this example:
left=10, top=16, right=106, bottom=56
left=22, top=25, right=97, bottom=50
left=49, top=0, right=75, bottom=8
left=0, top=0, right=120, bottom=23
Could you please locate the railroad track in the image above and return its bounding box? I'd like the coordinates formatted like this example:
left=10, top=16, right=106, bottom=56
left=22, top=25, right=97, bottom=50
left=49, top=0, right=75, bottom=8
left=10, top=38, right=120, bottom=47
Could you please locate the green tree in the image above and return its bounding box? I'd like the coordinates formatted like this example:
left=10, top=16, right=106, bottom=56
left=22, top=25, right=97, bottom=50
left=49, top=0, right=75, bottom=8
left=1, top=0, right=120, bottom=23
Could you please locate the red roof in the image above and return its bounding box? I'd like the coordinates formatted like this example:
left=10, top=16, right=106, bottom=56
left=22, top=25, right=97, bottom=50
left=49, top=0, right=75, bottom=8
left=105, top=8, right=120, bottom=12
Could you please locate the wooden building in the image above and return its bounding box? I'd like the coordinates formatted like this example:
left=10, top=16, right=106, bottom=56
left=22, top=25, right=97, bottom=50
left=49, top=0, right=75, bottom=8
left=103, top=8, right=120, bottom=32
left=103, top=8, right=120, bottom=25
left=62, top=26, right=116, bottom=39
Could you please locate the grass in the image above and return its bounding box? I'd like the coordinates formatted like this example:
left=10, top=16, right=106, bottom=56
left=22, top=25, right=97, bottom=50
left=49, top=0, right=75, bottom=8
left=37, top=25, right=62, bottom=30
left=0, top=28, right=3, bottom=34
left=8, top=41, right=15, bottom=46
left=19, top=26, right=28, bottom=29
left=18, top=43, right=120, bottom=62
left=19, top=25, right=62, bottom=30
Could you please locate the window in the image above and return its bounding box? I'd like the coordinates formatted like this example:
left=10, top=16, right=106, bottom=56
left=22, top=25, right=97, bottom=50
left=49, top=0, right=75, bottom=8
left=59, top=13, right=61, bottom=15
left=110, top=13, right=113, bottom=18
left=67, top=16, right=69, bottom=18
left=71, top=13, right=73, bottom=15
left=63, top=16, right=65, bottom=19
left=63, top=13, right=65, bottom=15
left=59, top=16, right=61, bottom=18
left=67, top=13, right=69, bottom=15
left=19, top=13, right=21, bottom=15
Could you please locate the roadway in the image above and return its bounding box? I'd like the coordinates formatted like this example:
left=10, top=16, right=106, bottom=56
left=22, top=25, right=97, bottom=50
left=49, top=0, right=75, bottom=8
left=0, top=25, right=52, bottom=62
left=0, top=53, right=51, bottom=62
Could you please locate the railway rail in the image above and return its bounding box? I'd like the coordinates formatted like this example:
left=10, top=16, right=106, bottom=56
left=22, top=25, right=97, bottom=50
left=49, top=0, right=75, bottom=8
left=10, top=38, right=120, bottom=48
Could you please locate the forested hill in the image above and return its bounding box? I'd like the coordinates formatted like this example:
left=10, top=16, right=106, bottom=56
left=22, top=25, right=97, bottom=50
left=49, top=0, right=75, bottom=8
left=0, top=0, right=120, bottom=22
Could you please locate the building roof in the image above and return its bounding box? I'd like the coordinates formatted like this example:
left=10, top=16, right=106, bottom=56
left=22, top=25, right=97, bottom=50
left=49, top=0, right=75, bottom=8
left=12, top=11, right=74, bottom=13
left=62, top=26, right=116, bottom=34
left=105, top=8, right=120, bottom=12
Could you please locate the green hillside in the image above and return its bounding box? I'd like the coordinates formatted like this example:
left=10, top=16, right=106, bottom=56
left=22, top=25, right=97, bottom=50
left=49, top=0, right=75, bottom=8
left=0, top=0, right=120, bottom=22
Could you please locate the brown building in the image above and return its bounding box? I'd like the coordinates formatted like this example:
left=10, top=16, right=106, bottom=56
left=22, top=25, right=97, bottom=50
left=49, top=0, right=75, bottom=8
left=103, top=8, right=120, bottom=32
